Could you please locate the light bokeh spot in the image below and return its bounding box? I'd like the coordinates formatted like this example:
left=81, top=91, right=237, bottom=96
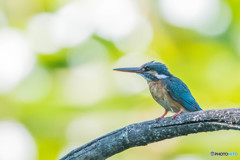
left=114, top=18, right=153, bottom=52
left=95, top=0, right=140, bottom=40
left=27, top=13, right=60, bottom=54
left=62, top=62, right=109, bottom=106
left=0, top=28, right=35, bottom=93
left=0, top=121, right=37, bottom=160
left=158, top=0, right=231, bottom=36
left=66, top=116, right=104, bottom=144
left=53, top=0, right=95, bottom=47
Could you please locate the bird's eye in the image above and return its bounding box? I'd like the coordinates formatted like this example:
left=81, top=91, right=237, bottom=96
left=143, top=67, right=150, bottom=71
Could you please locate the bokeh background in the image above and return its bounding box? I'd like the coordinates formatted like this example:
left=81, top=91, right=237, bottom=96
left=0, top=0, right=240, bottom=159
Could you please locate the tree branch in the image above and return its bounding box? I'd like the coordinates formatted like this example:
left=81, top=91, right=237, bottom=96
left=60, top=108, right=240, bottom=160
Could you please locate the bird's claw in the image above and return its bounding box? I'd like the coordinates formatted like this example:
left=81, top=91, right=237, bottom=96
left=172, top=109, right=183, bottom=119
left=155, top=117, right=163, bottom=122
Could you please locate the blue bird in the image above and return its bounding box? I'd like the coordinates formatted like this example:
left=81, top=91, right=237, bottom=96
left=114, top=61, right=202, bottom=120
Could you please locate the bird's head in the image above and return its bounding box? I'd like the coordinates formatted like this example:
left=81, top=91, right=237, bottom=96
left=114, top=61, right=171, bottom=81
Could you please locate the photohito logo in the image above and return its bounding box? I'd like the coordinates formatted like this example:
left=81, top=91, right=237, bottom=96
left=211, top=152, right=238, bottom=157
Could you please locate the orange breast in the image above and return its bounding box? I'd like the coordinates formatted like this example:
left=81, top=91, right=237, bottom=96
left=148, top=80, right=184, bottom=113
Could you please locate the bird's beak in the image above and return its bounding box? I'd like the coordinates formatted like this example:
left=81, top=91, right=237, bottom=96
left=113, top=67, right=140, bottom=73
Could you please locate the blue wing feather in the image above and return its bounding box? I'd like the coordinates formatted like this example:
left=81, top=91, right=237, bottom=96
left=162, top=77, right=202, bottom=112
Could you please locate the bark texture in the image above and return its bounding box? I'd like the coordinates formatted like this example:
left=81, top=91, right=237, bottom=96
left=60, top=108, right=240, bottom=160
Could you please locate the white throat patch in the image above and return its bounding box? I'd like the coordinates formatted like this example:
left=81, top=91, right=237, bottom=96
left=155, top=74, right=168, bottom=79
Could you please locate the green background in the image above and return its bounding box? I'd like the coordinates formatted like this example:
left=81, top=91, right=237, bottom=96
left=0, top=0, right=240, bottom=159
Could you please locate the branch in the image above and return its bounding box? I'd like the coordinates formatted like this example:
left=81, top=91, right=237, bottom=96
left=60, top=108, right=240, bottom=160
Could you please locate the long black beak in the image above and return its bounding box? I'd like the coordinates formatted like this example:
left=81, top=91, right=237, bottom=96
left=113, top=67, right=140, bottom=73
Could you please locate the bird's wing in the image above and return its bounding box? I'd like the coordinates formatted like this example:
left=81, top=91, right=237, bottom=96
left=162, top=77, right=202, bottom=112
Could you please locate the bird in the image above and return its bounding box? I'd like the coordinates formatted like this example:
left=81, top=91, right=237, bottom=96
left=114, top=61, right=202, bottom=120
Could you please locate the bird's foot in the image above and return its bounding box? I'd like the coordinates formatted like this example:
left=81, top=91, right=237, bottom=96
left=172, top=109, right=183, bottom=119
left=155, top=116, right=164, bottom=122
left=155, top=110, right=168, bottom=122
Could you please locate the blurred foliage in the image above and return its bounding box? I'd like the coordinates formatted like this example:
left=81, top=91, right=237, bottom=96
left=0, top=0, right=240, bottom=160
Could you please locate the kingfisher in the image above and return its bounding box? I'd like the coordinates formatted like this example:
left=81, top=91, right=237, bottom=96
left=114, top=61, right=202, bottom=120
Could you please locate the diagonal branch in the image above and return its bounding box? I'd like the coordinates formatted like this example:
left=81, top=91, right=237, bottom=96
left=60, top=108, right=240, bottom=160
